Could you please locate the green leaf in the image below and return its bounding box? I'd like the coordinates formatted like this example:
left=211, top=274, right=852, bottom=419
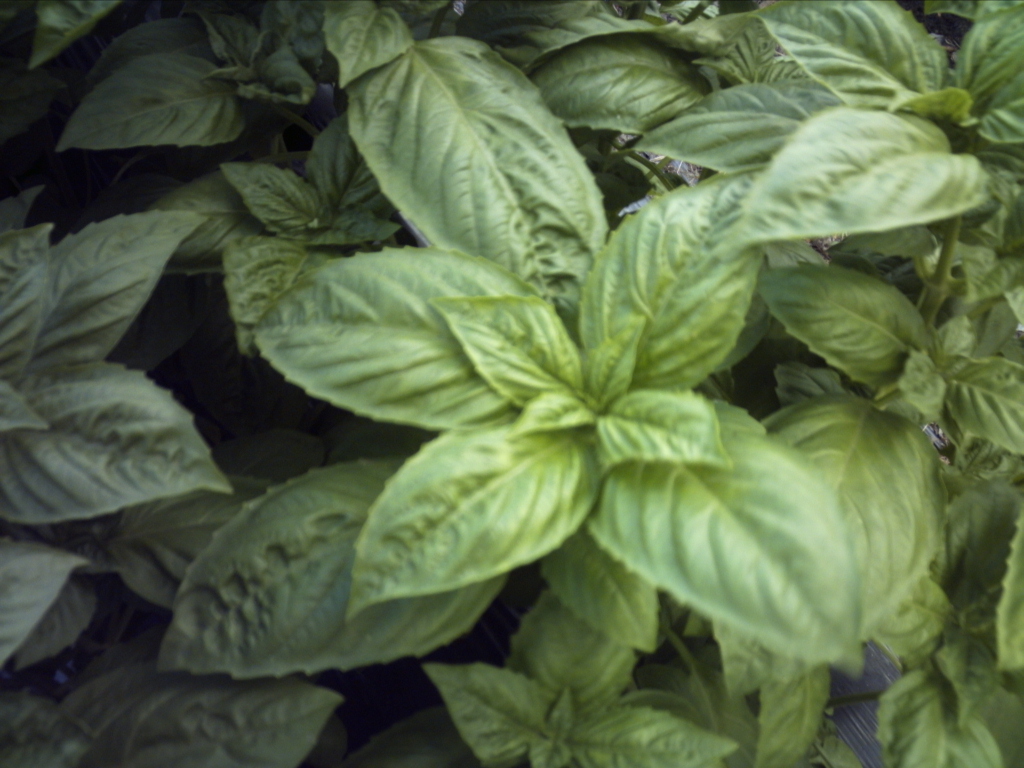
left=0, top=380, right=46, bottom=430
left=85, top=16, right=213, bottom=88
left=899, top=87, right=975, bottom=124
left=107, top=480, right=266, bottom=608
left=511, top=392, right=596, bottom=437
left=31, top=0, right=122, bottom=68
left=57, top=53, right=245, bottom=150
left=590, top=427, right=861, bottom=666
left=0, top=58, right=63, bottom=145
left=767, top=396, right=944, bottom=635
left=323, top=0, right=412, bottom=88
left=0, top=691, right=91, bottom=768
left=12, top=576, right=94, bottom=669
left=159, top=461, right=505, bottom=677
left=0, top=540, right=86, bottom=666
left=530, top=36, right=706, bottom=133
left=541, top=530, right=659, bottom=652
left=692, top=18, right=795, bottom=85
left=256, top=248, right=534, bottom=430
left=0, top=363, right=230, bottom=523
left=221, top=162, right=321, bottom=234
left=596, top=389, right=729, bottom=470
left=508, top=591, right=635, bottom=708
left=980, top=71, right=1024, bottom=144
left=955, top=7, right=1024, bottom=111
left=306, top=113, right=388, bottom=214
left=926, top=0, right=1024, bottom=18
left=60, top=663, right=342, bottom=768
left=874, top=575, right=950, bottom=667
left=756, top=666, right=830, bottom=768
left=0, top=225, right=50, bottom=379
left=774, top=362, right=845, bottom=406
left=582, top=315, right=645, bottom=409
left=732, top=109, right=987, bottom=246
left=756, top=0, right=948, bottom=108
left=340, top=708, right=481, bottom=768
left=760, top=265, right=932, bottom=387
left=348, top=37, right=606, bottom=315
left=0, top=185, right=43, bottom=234
left=198, top=12, right=261, bottom=67
left=569, top=703, right=738, bottom=768
left=898, top=350, right=947, bottom=420
left=947, top=357, right=1024, bottom=453
left=424, top=663, right=554, bottom=768
left=27, top=211, right=202, bottom=372
left=211, top=428, right=325, bottom=482
left=637, top=82, right=840, bottom=172
left=935, top=628, right=1000, bottom=723
left=349, top=424, right=600, bottom=611
left=714, top=621, right=810, bottom=696
left=580, top=174, right=761, bottom=391
left=998, top=509, right=1024, bottom=670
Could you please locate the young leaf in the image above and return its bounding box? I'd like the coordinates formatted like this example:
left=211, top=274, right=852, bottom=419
left=57, top=53, right=245, bottom=150
left=511, top=392, right=596, bottom=437
left=348, top=37, right=606, bottom=315
left=637, top=82, right=841, bottom=172
left=0, top=540, right=86, bottom=666
left=530, top=36, right=706, bottom=133
left=255, top=248, right=534, bottom=430
left=582, top=315, right=645, bottom=408
left=159, top=462, right=505, bottom=677
left=756, top=665, right=830, bottom=768
left=0, top=363, right=230, bottom=523
left=220, top=162, right=321, bottom=235
left=0, top=185, right=43, bottom=235
left=0, top=225, right=51, bottom=380
left=580, top=174, right=761, bottom=391
left=508, top=591, right=635, bottom=708
left=349, top=424, right=600, bottom=612
left=998, top=511, right=1024, bottom=670
left=760, top=265, right=931, bottom=387
left=541, top=530, right=659, bottom=652
left=323, top=0, right=412, bottom=88
left=596, top=389, right=729, bottom=470
left=732, top=109, right=987, bottom=246
left=589, top=429, right=862, bottom=666
left=11, top=577, right=94, bottom=670
left=946, top=357, right=1024, bottom=454
left=0, top=691, right=91, bottom=768
left=434, top=295, right=584, bottom=406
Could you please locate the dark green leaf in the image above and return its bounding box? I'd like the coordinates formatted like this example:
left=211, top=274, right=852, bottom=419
left=0, top=379, right=47, bottom=430
left=998, top=508, right=1024, bottom=670
left=0, top=691, right=90, bottom=768
left=31, top=0, right=122, bottom=68
left=85, top=17, right=213, bottom=88
left=211, top=429, right=324, bottom=481
left=0, top=185, right=43, bottom=234
left=340, top=708, right=481, bottom=768
left=0, top=58, right=63, bottom=145
left=12, top=577, right=94, bottom=669
left=220, top=162, right=320, bottom=234
left=0, top=224, right=50, bottom=380
left=774, top=362, right=845, bottom=406
left=306, top=113, right=388, bottom=214
left=323, top=0, right=412, bottom=88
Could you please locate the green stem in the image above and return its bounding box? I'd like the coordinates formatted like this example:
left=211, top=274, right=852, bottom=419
left=253, top=151, right=310, bottom=164
left=269, top=102, right=320, bottom=139
left=659, top=618, right=698, bottom=672
left=680, top=0, right=713, bottom=23
left=622, top=150, right=677, bottom=191
left=428, top=3, right=449, bottom=37
left=918, top=216, right=962, bottom=325
left=827, top=689, right=886, bottom=709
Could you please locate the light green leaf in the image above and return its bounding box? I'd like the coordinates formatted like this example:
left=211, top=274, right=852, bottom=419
left=256, top=248, right=533, bottom=430
left=31, top=0, right=122, bottom=68
left=580, top=173, right=761, bottom=391
left=955, top=6, right=1024, bottom=110
left=323, top=0, right=412, bottom=88
left=424, top=662, right=554, bottom=768
left=0, top=691, right=91, bottom=768
left=434, top=296, right=583, bottom=407
left=508, top=591, right=635, bottom=708
left=597, top=389, right=729, bottom=470
left=756, top=665, right=830, bottom=768
left=12, top=576, right=94, bottom=669
left=638, top=82, right=840, bottom=172
left=27, top=211, right=202, bottom=372
left=774, top=362, right=845, bottom=406
left=160, top=461, right=505, bottom=677
left=57, top=53, right=245, bottom=150
left=220, top=162, right=320, bottom=235
left=0, top=185, right=43, bottom=234
left=756, top=0, right=948, bottom=108
left=511, top=392, right=595, bottom=437
left=582, top=315, right=645, bottom=409
left=541, top=530, right=658, bottom=652
left=60, top=663, right=342, bottom=768
left=0, top=540, right=86, bottom=666
left=767, top=396, right=944, bottom=635
left=340, top=708, right=481, bottom=768
left=348, top=37, right=606, bottom=315
left=938, top=317, right=978, bottom=361
left=998, top=510, right=1024, bottom=670
left=874, top=575, right=950, bottom=667
left=980, top=71, right=1024, bottom=144
left=0, top=379, right=46, bottom=431
left=531, top=36, right=706, bottom=133
left=107, top=479, right=266, bottom=608
left=0, top=363, right=229, bottom=523
left=947, top=357, right=1024, bottom=453
left=349, top=424, right=600, bottom=612
left=760, top=265, right=932, bottom=387
left=0, top=58, right=63, bottom=145
left=733, top=109, right=987, bottom=246
left=898, top=350, right=947, bottom=420
left=590, top=428, right=861, bottom=666
left=569, top=703, right=738, bottom=768
left=899, top=87, right=975, bottom=124
left=0, top=225, right=51, bottom=379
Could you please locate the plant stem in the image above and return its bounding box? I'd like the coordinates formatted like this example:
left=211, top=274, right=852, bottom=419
left=622, top=150, right=677, bottom=191
left=827, top=689, right=886, bottom=709
left=428, top=4, right=450, bottom=37
left=269, top=102, right=320, bottom=139
left=918, top=215, right=962, bottom=325
left=659, top=618, right=698, bottom=672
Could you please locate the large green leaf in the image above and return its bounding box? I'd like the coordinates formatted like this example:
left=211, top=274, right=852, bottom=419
left=0, top=58, right=63, bottom=145
left=0, top=224, right=50, bottom=380
left=159, top=462, right=505, bottom=677
left=530, top=35, right=706, bottom=133
left=12, top=577, right=95, bottom=669
left=434, top=295, right=583, bottom=407
left=0, top=363, right=229, bottom=523
left=31, top=0, right=122, bottom=68
left=637, top=82, right=841, bottom=172
left=0, top=540, right=86, bottom=666
left=57, top=53, right=245, bottom=150
left=756, top=666, right=830, bottom=768
left=756, top=0, right=948, bottom=108
left=759, top=265, right=931, bottom=387
left=580, top=174, right=760, bottom=391
left=596, top=389, right=729, bottom=470
left=731, top=108, right=987, bottom=246
left=85, top=16, right=213, bottom=88
left=340, top=708, right=480, bottom=768
left=348, top=37, right=606, bottom=315
left=0, top=691, right=91, bottom=768
left=255, top=248, right=534, bottom=430
left=323, top=0, right=412, bottom=88
left=947, top=357, right=1024, bottom=453
left=541, top=530, right=659, bottom=652
left=997, top=506, right=1024, bottom=669
left=26, top=212, right=202, bottom=372
left=349, top=424, right=600, bottom=612
left=508, top=591, right=635, bottom=709
left=589, top=428, right=861, bottom=665
left=60, top=663, right=341, bottom=768
left=766, top=396, right=944, bottom=634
